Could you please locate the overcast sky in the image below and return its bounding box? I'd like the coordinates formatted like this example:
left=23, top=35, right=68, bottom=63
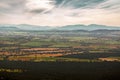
left=0, top=0, right=120, bottom=27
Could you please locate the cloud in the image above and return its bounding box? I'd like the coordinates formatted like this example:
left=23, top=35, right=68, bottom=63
left=25, top=0, right=56, bottom=13
left=0, top=0, right=25, bottom=14
left=57, top=0, right=106, bottom=8
left=0, top=0, right=120, bottom=27
left=0, top=3, right=10, bottom=8
left=96, top=0, right=120, bottom=12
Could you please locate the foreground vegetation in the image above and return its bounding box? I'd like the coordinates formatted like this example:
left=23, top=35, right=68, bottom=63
left=0, top=61, right=120, bottom=80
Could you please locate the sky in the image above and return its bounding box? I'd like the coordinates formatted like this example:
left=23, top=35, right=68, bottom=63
left=0, top=0, right=120, bottom=27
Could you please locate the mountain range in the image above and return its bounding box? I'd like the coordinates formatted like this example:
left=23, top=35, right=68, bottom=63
left=0, top=24, right=120, bottom=31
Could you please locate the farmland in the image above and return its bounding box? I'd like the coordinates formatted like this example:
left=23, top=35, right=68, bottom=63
left=0, top=30, right=120, bottom=80
left=0, top=30, right=120, bottom=62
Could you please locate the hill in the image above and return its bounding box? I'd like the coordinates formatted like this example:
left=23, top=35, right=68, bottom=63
left=0, top=24, right=120, bottom=31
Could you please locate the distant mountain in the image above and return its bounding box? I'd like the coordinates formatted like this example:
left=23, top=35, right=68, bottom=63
left=17, top=24, right=52, bottom=30
left=0, top=24, right=120, bottom=31
left=57, top=24, right=120, bottom=31
left=0, top=24, right=20, bottom=31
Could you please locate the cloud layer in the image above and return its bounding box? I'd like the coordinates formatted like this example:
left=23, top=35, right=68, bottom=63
left=0, top=0, right=120, bottom=27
